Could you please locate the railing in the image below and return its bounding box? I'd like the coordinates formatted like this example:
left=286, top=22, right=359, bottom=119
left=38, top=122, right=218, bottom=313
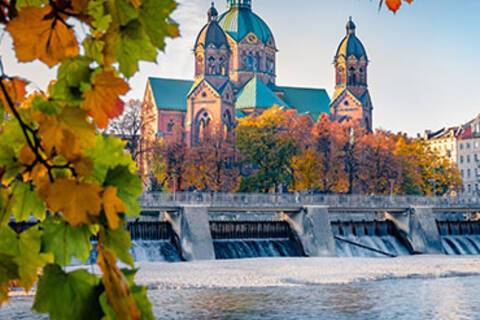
left=140, top=192, right=480, bottom=209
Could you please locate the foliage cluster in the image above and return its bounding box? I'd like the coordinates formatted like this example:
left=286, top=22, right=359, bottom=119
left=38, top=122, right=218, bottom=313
left=150, top=106, right=461, bottom=196
left=0, top=0, right=178, bottom=318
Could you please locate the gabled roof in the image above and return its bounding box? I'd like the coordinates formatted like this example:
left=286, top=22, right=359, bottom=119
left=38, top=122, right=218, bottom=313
left=147, top=77, right=331, bottom=118
left=148, top=77, right=193, bottom=111
left=236, top=76, right=289, bottom=109
left=276, top=85, right=330, bottom=120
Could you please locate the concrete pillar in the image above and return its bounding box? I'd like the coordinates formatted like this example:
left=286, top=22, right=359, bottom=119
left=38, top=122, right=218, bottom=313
left=387, top=207, right=443, bottom=254
left=165, top=206, right=215, bottom=261
left=284, top=206, right=336, bottom=257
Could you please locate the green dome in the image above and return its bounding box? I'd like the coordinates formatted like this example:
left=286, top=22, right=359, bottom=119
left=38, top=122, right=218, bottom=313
left=218, top=6, right=275, bottom=45
left=335, top=18, right=368, bottom=60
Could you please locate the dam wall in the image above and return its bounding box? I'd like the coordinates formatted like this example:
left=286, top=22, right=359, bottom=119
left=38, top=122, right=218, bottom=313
left=138, top=193, right=480, bottom=261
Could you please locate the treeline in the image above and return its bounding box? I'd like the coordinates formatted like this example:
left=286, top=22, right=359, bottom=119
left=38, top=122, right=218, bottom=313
left=147, top=106, right=461, bottom=195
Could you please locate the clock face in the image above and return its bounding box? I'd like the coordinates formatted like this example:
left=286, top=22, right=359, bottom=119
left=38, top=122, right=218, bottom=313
left=247, top=34, right=257, bottom=43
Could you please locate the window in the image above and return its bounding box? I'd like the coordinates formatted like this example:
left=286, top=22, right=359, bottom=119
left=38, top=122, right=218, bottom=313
left=467, top=169, right=471, bottom=178
left=475, top=154, right=479, bottom=162
left=461, top=169, right=464, bottom=178
left=460, top=156, right=464, bottom=163
left=467, top=155, right=471, bottom=163
left=460, top=143, right=464, bottom=150
left=467, top=143, right=471, bottom=149
left=167, top=120, right=175, bottom=133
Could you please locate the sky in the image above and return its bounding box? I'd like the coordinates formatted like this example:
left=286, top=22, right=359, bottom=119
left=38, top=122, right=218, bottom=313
left=1, top=0, right=480, bottom=135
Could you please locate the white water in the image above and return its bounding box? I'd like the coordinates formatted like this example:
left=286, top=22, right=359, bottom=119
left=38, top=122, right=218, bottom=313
left=336, top=235, right=410, bottom=257
left=441, top=235, right=480, bottom=255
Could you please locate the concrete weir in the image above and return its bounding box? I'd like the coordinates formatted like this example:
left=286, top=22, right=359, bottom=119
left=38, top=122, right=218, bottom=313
left=140, top=193, right=480, bottom=261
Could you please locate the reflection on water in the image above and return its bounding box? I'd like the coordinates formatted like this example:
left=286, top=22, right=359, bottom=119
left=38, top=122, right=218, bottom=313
left=2, top=276, right=480, bottom=320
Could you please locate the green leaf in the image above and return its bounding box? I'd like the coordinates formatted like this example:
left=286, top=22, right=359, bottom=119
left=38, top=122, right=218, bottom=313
left=83, top=37, right=106, bottom=64
left=105, top=166, right=142, bottom=217
left=123, top=269, right=154, bottom=320
left=0, top=225, right=53, bottom=290
left=114, top=0, right=138, bottom=26
left=115, top=20, right=157, bottom=78
left=15, top=0, right=47, bottom=9
left=33, top=264, right=103, bottom=320
left=88, top=0, right=113, bottom=32
left=139, top=0, right=179, bottom=50
left=86, top=135, right=134, bottom=184
left=42, top=217, right=93, bottom=266
left=0, top=253, right=19, bottom=304
left=104, top=227, right=134, bottom=267
left=9, top=181, right=46, bottom=222
left=51, top=58, right=93, bottom=105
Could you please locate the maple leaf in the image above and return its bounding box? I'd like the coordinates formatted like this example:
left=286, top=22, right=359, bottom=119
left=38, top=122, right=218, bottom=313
left=42, top=217, right=92, bottom=266
left=0, top=78, right=28, bottom=113
left=102, top=186, right=125, bottom=230
left=82, top=71, right=129, bottom=128
left=42, top=179, right=102, bottom=226
left=33, top=264, right=103, bottom=320
left=6, top=6, right=79, bottom=67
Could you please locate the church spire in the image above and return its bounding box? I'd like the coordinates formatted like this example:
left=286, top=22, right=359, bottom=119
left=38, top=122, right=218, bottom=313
left=208, top=2, right=218, bottom=22
left=228, top=0, right=252, bottom=10
left=346, top=16, right=356, bottom=35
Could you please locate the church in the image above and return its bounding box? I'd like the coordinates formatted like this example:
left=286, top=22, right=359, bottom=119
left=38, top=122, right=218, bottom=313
left=140, top=0, right=373, bottom=149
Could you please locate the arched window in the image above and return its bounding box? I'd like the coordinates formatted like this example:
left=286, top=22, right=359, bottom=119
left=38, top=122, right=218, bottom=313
left=223, top=110, right=233, bottom=140
left=207, top=56, right=216, bottom=74
left=195, top=111, right=211, bottom=144
left=348, top=67, right=356, bottom=85
left=167, top=119, right=175, bottom=133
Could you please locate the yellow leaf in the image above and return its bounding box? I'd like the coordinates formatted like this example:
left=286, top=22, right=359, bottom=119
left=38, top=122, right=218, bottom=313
left=0, top=78, right=28, bottom=113
left=97, top=248, right=140, bottom=320
left=43, top=179, right=102, bottom=226
left=6, top=6, right=79, bottom=67
left=102, top=187, right=125, bottom=230
left=82, top=71, right=129, bottom=128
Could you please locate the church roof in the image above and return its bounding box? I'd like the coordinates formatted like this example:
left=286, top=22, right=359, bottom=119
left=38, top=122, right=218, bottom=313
left=148, top=77, right=193, bottom=111
left=147, top=77, right=330, bottom=119
left=218, top=5, right=274, bottom=44
left=277, top=86, right=331, bottom=120
left=236, top=76, right=289, bottom=110
left=195, top=4, right=229, bottom=50
left=335, top=18, right=368, bottom=60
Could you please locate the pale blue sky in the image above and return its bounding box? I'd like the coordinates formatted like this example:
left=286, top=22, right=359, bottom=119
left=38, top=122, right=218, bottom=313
left=1, top=0, right=479, bottom=135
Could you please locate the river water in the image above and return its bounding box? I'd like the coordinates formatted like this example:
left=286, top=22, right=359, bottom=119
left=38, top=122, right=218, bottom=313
left=2, top=257, right=480, bottom=320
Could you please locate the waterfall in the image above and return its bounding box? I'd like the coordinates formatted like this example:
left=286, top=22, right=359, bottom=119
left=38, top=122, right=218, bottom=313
left=438, top=221, right=480, bottom=255
left=332, top=221, right=410, bottom=257
left=210, top=221, right=304, bottom=259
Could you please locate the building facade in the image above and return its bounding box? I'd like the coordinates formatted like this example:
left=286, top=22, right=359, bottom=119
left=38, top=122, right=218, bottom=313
left=140, top=1, right=373, bottom=175
left=424, top=114, right=480, bottom=194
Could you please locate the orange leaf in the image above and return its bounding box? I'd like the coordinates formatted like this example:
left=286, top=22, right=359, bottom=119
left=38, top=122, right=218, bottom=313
left=386, top=0, right=402, bottom=13
left=129, top=0, right=141, bottom=9
left=102, top=186, right=125, bottom=230
left=42, top=179, right=102, bottom=226
left=6, top=6, right=79, bottom=67
left=0, top=78, right=28, bottom=112
left=97, top=248, right=140, bottom=320
left=82, top=71, right=129, bottom=128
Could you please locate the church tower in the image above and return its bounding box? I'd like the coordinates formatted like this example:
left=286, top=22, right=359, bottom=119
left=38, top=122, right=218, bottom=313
left=218, top=0, right=277, bottom=88
left=186, top=3, right=236, bottom=146
left=330, top=18, right=373, bottom=132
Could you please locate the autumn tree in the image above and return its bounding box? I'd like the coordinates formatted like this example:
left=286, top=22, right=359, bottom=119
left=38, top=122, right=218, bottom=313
left=184, top=127, right=240, bottom=192
left=108, top=99, right=142, bottom=160
left=357, top=131, right=401, bottom=194
left=150, top=140, right=188, bottom=192
left=235, top=106, right=299, bottom=192
left=0, top=0, right=178, bottom=318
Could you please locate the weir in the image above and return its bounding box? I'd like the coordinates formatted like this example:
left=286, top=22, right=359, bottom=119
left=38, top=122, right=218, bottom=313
left=331, top=220, right=410, bottom=257
left=437, top=220, right=480, bottom=255
left=210, top=221, right=304, bottom=259
left=127, top=221, right=182, bottom=262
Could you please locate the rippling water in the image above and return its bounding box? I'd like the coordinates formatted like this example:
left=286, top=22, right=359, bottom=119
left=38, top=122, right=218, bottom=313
left=3, top=276, right=480, bottom=320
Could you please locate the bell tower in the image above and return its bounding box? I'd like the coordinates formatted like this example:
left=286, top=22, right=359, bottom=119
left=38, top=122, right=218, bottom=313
left=330, top=17, right=373, bottom=132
